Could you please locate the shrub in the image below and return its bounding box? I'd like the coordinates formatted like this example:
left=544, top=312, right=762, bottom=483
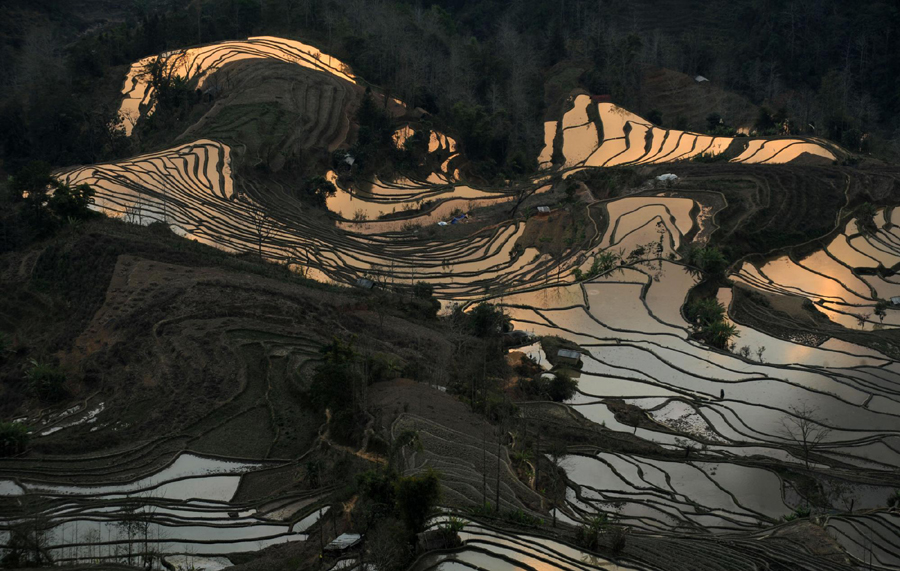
left=0, top=422, right=29, bottom=456
left=782, top=504, right=811, bottom=522
left=504, top=509, right=544, bottom=527
left=47, top=181, right=95, bottom=221
left=685, top=298, right=738, bottom=350
left=575, top=514, right=609, bottom=550
left=855, top=202, right=878, bottom=235
left=683, top=245, right=729, bottom=278
left=367, top=353, right=401, bottom=384
left=887, top=490, right=900, bottom=509
left=465, top=303, right=509, bottom=337
left=467, top=502, right=494, bottom=518
left=691, top=151, right=729, bottom=163
left=413, top=282, right=435, bottom=300
left=607, top=524, right=629, bottom=555
left=686, top=298, right=726, bottom=327
left=26, top=359, right=68, bottom=402
left=547, top=371, right=578, bottom=402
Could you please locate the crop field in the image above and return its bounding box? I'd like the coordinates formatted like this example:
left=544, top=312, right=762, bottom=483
left=4, top=35, right=900, bottom=570
left=546, top=95, right=842, bottom=171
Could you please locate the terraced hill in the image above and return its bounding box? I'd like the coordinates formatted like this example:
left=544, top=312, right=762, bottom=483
left=5, top=32, right=900, bottom=571
left=543, top=94, right=842, bottom=170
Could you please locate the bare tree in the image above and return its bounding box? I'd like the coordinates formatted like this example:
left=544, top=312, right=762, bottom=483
left=780, top=404, right=831, bottom=470
left=287, top=246, right=309, bottom=278
left=246, top=200, right=275, bottom=259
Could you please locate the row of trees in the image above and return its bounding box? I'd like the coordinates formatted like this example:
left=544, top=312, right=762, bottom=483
left=1, top=161, right=97, bottom=253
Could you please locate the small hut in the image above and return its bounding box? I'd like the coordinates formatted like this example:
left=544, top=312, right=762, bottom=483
left=325, top=533, right=363, bottom=552
left=556, top=349, right=582, bottom=367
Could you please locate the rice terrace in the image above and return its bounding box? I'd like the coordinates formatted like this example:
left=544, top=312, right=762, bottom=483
left=2, top=1, right=900, bottom=570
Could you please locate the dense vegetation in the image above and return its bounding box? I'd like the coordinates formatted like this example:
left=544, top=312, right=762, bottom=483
left=2, top=0, right=898, bottom=180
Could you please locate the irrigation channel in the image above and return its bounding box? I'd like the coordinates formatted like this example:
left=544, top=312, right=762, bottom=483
left=2, top=36, right=899, bottom=570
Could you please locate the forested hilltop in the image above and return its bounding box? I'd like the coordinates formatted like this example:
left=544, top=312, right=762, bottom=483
left=1, top=0, right=898, bottom=178
left=3, top=1, right=900, bottom=570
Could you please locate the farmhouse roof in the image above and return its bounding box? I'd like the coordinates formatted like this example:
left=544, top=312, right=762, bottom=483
left=325, top=533, right=363, bottom=551
left=557, top=349, right=581, bottom=360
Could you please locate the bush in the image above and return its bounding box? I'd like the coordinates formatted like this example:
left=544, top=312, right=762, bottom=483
left=691, top=151, right=729, bottom=163
left=547, top=371, right=578, bottom=402
left=575, top=514, right=609, bottom=550
left=0, top=422, right=29, bottom=456
left=685, top=298, right=726, bottom=326
left=607, top=524, right=629, bottom=555
left=782, top=504, right=811, bottom=521
left=855, top=202, right=878, bottom=235
left=887, top=490, right=900, bottom=509
left=460, top=303, right=509, bottom=338
left=47, top=181, right=96, bottom=221
left=295, top=175, right=336, bottom=208
left=26, top=359, right=68, bottom=402
left=504, top=509, right=544, bottom=527
left=467, top=502, right=494, bottom=518
left=685, top=298, right=738, bottom=350
left=367, top=353, right=401, bottom=384
left=682, top=245, right=729, bottom=278
left=574, top=251, right=620, bottom=281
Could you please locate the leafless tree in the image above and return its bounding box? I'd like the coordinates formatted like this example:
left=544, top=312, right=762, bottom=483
left=780, top=404, right=831, bottom=470
left=124, top=196, right=144, bottom=225
left=246, top=200, right=275, bottom=259
left=287, top=246, right=309, bottom=278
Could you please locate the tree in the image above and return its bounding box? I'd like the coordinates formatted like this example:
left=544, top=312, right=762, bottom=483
left=855, top=203, right=878, bottom=235
left=686, top=298, right=727, bottom=327
left=1, top=516, right=53, bottom=567
left=683, top=245, right=729, bottom=278
left=703, top=320, right=740, bottom=350
left=367, top=518, right=413, bottom=571
left=298, top=175, right=336, bottom=208
left=547, top=371, right=578, bottom=402
left=0, top=422, right=28, bottom=456
left=246, top=199, right=275, bottom=259
left=8, top=161, right=53, bottom=202
left=780, top=404, right=831, bottom=470
left=685, top=298, right=738, bottom=349
left=875, top=300, right=889, bottom=323
left=466, top=303, right=509, bottom=337
left=47, top=180, right=95, bottom=221
left=394, top=469, right=441, bottom=535
left=26, top=359, right=67, bottom=402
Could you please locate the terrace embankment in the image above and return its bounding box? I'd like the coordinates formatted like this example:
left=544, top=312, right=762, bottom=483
left=586, top=163, right=900, bottom=259
left=730, top=284, right=900, bottom=360
left=0, top=217, right=461, bottom=463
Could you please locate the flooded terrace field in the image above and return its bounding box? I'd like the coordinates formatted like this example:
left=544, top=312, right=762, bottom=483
left=6, top=34, right=900, bottom=570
